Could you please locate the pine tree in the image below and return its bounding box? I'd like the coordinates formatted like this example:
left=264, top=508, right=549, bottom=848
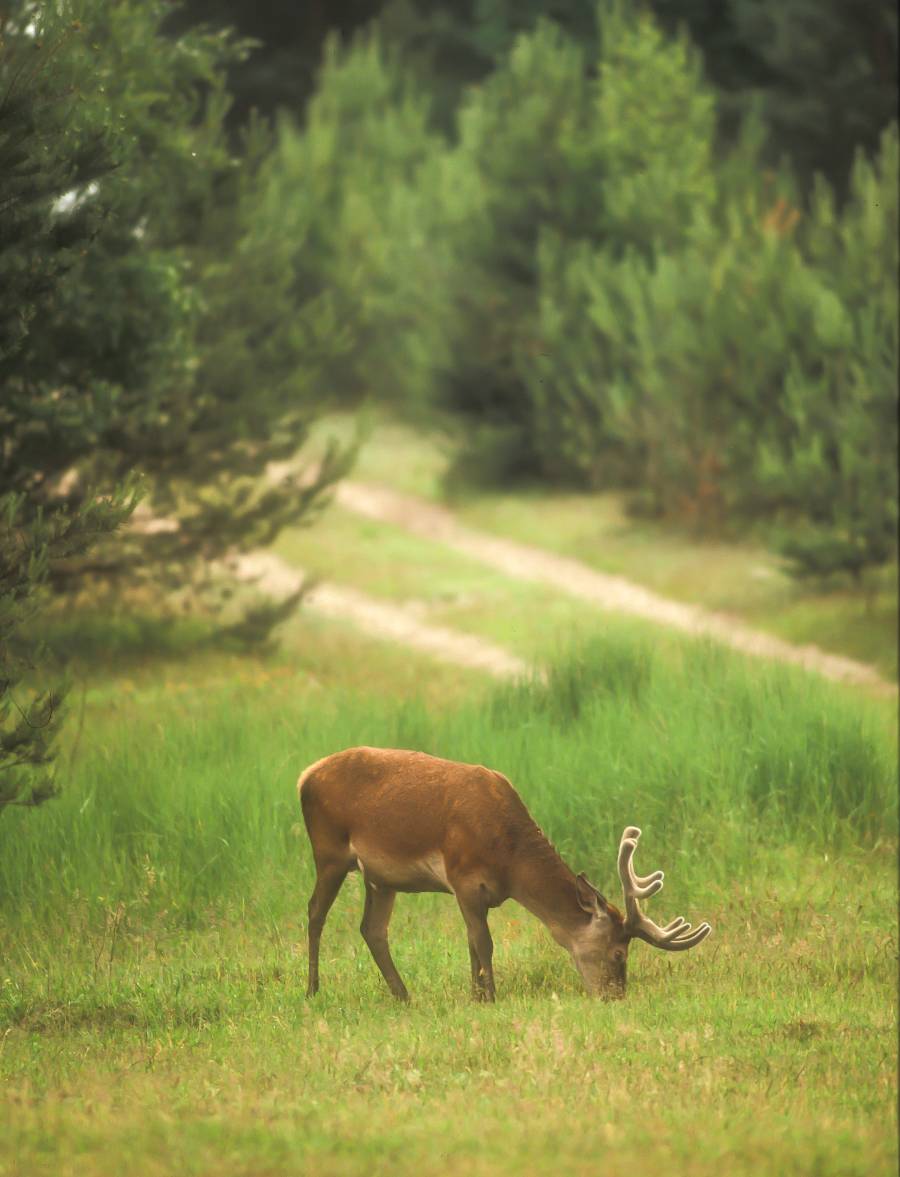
left=0, top=10, right=136, bottom=809
left=757, top=125, right=899, bottom=581
left=6, top=1, right=353, bottom=636
left=1, top=1, right=356, bottom=808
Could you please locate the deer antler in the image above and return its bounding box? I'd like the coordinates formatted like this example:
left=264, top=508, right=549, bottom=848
left=618, top=827, right=711, bottom=951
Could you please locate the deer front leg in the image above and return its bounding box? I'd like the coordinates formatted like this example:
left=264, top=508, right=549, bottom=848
left=457, top=889, right=495, bottom=1002
left=360, top=880, right=409, bottom=1001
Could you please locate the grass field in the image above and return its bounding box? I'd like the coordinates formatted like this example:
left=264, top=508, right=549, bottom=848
left=1, top=632, right=896, bottom=1176
left=305, top=413, right=899, bottom=679
left=272, top=503, right=597, bottom=662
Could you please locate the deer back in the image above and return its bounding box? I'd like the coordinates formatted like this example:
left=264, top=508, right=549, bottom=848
left=298, top=746, right=533, bottom=896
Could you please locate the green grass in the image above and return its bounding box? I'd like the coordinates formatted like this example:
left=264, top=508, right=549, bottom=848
left=32, top=601, right=487, bottom=707
left=273, top=504, right=591, bottom=661
left=306, top=412, right=898, bottom=679
left=2, top=633, right=894, bottom=923
left=1, top=864, right=895, bottom=1177
left=456, top=491, right=899, bottom=680
left=273, top=503, right=899, bottom=699
left=1, top=633, right=896, bottom=1175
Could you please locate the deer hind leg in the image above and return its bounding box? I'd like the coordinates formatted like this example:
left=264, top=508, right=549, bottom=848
left=306, top=861, right=349, bottom=998
left=467, top=943, right=481, bottom=996
left=360, top=880, right=409, bottom=1002
left=457, top=887, right=496, bottom=1002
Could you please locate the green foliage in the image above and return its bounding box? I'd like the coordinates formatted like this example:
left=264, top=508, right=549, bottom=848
left=462, top=2, right=721, bottom=487
left=593, top=3, right=717, bottom=252
left=169, top=0, right=387, bottom=129
left=758, top=126, right=899, bottom=579
left=0, top=630, right=893, bottom=918
left=525, top=118, right=898, bottom=581
left=253, top=30, right=440, bottom=411
left=282, top=3, right=895, bottom=582
left=683, top=0, right=898, bottom=193
left=157, top=3, right=896, bottom=584
left=523, top=141, right=789, bottom=499
left=0, top=20, right=109, bottom=367
left=398, top=4, right=721, bottom=478
left=0, top=490, right=140, bottom=811
left=351, top=7, right=719, bottom=476
left=3, top=1, right=356, bottom=640
left=0, top=10, right=138, bottom=810
left=526, top=122, right=898, bottom=575
left=0, top=0, right=364, bottom=810
left=421, top=18, right=592, bottom=463
left=429, top=5, right=896, bottom=578
left=171, top=0, right=896, bottom=198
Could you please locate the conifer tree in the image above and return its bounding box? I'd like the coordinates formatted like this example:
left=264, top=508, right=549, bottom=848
left=0, top=10, right=135, bottom=809
left=6, top=0, right=353, bottom=630
left=0, top=2, right=354, bottom=808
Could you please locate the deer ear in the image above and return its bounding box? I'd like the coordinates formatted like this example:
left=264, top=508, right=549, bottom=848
left=575, top=873, right=608, bottom=915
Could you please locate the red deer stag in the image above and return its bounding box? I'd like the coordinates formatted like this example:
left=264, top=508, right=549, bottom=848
left=299, top=747, right=711, bottom=1001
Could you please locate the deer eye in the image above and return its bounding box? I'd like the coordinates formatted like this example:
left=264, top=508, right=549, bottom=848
left=612, top=948, right=626, bottom=963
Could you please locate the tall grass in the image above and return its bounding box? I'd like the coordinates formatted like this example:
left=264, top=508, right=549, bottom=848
left=1, top=631, right=894, bottom=944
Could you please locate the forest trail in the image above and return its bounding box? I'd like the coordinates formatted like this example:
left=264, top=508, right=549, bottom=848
left=227, top=551, right=530, bottom=680
left=332, top=481, right=894, bottom=694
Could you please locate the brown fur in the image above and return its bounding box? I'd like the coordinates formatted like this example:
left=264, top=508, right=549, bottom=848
left=299, top=747, right=629, bottom=1002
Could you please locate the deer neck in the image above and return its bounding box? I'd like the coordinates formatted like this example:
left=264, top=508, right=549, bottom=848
left=509, top=832, right=589, bottom=951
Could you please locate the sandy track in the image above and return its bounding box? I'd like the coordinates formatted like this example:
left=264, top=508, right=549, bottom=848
left=334, top=481, right=893, bottom=693
left=227, top=551, right=529, bottom=680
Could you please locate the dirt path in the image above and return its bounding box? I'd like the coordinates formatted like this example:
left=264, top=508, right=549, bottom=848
left=227, top=551, right=530, bottom=680
left=334, top=481, right=894, bottom=694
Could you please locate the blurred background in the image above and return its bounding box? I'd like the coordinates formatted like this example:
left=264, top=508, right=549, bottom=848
left=1, top=0, right=898, bottom=809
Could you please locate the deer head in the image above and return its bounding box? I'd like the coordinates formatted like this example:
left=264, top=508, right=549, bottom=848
left=567, top=826, right=712, bottom=999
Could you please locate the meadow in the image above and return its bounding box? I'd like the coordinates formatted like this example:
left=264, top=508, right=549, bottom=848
left=304, top=414, right=900, bottom=680
left=5, top=6, right=896, bottom=1174
left=1, top=628, right=896, bottom=1176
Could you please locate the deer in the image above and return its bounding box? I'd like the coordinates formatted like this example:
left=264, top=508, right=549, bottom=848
left=298, top=746, right=711, bottom=1001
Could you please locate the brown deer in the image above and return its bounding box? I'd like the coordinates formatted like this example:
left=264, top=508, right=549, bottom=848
left=299, top=746, right=711, bottom=1001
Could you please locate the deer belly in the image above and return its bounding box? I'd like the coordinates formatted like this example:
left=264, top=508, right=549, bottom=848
left=349, top=841, right=454, bottom=894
